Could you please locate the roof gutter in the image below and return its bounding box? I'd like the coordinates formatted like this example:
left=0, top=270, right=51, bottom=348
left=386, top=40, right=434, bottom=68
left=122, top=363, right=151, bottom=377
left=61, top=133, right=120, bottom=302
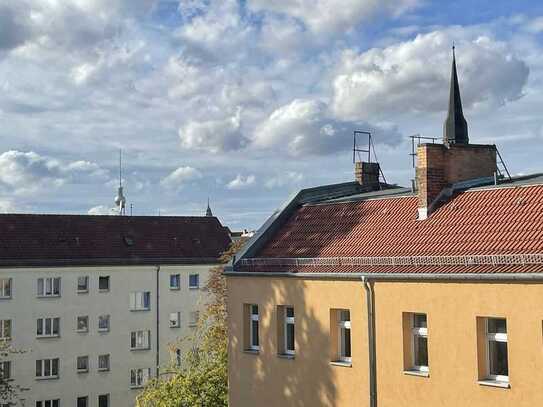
left=362, top=276, right=377, bottom=407
left=224, top=271, right=543, bottom=281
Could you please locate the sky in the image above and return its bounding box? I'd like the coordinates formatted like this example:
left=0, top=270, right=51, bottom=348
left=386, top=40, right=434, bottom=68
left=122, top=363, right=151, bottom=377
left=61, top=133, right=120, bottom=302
left=1, top=0, right=543, bottom=230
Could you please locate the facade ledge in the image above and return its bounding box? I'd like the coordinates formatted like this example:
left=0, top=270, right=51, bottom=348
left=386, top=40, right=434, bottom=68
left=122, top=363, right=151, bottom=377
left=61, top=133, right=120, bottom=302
left=330, top=361, right=352, bottom=368
left=478, top=380, right=510, bottom=389
left=403, top=370, right=429, bottom=378
left=277, top=353, right=295, bottom=360
left=36, top=376, right=59, bottom=381
left=243, top=349, right=260, bottom=355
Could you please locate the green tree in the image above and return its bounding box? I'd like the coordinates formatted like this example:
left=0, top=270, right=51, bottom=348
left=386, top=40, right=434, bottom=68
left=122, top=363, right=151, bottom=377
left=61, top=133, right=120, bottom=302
left=136, top=240, right=244, bottom=407
left=0, top=341, right=26, bottom=406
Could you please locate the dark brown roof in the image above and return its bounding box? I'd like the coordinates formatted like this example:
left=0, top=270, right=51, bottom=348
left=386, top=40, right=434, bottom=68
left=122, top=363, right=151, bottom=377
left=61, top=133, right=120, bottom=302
left=0, top=214, right=231, bottom=267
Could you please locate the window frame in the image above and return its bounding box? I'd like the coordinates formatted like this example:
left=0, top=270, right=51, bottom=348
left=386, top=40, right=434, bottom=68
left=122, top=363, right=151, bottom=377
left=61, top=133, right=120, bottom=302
left=0, top=278, right=12, bottom=299
left=249, top=304, right=260, bottom=351
left=337, top=310, right=352, bottom=363
left=169, top=274, right=181, bottom=290
left=77, top=356, right=89, bottom=373
left=35, top=358, right=60, bottom=380
left=0, top=319, right=11, bottom=340
left=485, top=318, right=509, bottom=383
left=77, top=316, right=89, bottom=333
left=98, top=354, right=110, bottom=372
left=98, top=394, right=109, bottom=407
left=411, top=313, right=429, bottom=373
left=98, top=276, right=110, bottom=292
left=284, top=306, right=295, bottom=356
left=129, top=291, right=151, bottom=311
left=188, top=274, right=199, bottom=289
left=0, top=361, right=10, bottom=380
left=130, top=330, right=151, bottom=350
left=36, top=317, right=60, bottom=338
left=77, top=396, right=88, bottom=407
left=37, top=277, right=61, bottom=298
left=77, top=276, right=89, bottom=293
left=98, top=315, right=110, bottom=332
left=169, top=312, right=181, bottom=328
left=35, top=400, right=60, bottom=407
left=130, top=367, right=151, bottom=389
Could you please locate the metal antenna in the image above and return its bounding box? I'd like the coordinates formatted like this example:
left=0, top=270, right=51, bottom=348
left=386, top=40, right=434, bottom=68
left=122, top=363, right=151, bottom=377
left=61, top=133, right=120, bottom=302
left=114, top=149, right=126, bottom=215
left=119, top=149, right=122, bottom=188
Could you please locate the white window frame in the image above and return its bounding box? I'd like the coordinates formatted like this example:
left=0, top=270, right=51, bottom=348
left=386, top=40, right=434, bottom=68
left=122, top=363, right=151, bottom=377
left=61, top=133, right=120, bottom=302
left=36, top=317, right=60, bottom=338
left=169, top=312, right=181, bottom=328
left=0, top=278, right=12, bottom=299
left=77, top=355, right=89, bottom=373
left=411, top=313, right=429, bottom=372
left=337, top=310, right=351, bottom=363
left=77, top=396, right=88, bottom=407
left=77, top=276, right=89, bottom=293
left=130, top=368, right=151, bottom=389
left=98, top=354, right=110, bottom=371
left=36, top=400, right=60, bottom=407
left=98, top=315, right=110, bottom=332
left=77, top=316, right=89, bottom=333
left=98, top=276, right=110, bottom=292
left=284, top=306, right=295, bottom=355
left=37, top=277, right=61, bottom=298
left=0, top=361, right=10, bottom=380
left=35, top=358, right=59, bottom=379
left=130, top=330, right=150, bottom=350
left=189, top=274, right=199, bottom=289
left=249, top=305, right=259, bottom=351
left=486, top=318, right=509, bottom=383
left=129, top=291, right=151, bottom=311
left=169, top=274, right=180, bottom=290
left=0, top=319, right=11, bottom=340
left=98, top=394, right=109, bottom=407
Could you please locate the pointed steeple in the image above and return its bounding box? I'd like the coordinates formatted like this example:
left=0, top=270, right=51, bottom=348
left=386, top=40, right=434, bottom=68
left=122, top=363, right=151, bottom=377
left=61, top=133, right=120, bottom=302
left=443, top=45, right=469, bottom=145
left=205, top=198, right=213, bottom=217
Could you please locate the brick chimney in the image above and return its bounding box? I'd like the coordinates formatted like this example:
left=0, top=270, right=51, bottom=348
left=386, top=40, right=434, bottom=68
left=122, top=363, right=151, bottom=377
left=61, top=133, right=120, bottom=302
left=416, top=143, right=497, bottom=219
left=355, top=161, right=381, bottom=188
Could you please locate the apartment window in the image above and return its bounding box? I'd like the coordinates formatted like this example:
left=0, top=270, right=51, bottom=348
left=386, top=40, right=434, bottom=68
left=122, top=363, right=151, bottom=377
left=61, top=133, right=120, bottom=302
left=77, top=316, right=89, bottom=333
left=35, top=358, right=59, bottom=379
left=99, top=276, right=110, bottom=291
left=36, top=317, right=60, bottom=338
left=277, top=306, right=295, bottom=356
left=77, top=396, right=88, bottom=407
left=403, top=313, right=429, bottom=374
left=189, top=274, right=199, bottom=289
left=244, top=304, right=259, bottom=351
left=478, top=317, right=508, bottom=384
left=129, top=291, right=151, bottom=311
left=169, top=312, right=181, bottom=328
left=332, top=310, right=351, bottom=364
left=77, top=356, right=89, bottom=373
left=37, top=277, right=61, bottom=297
left=130, top=330, right=150, bottom=350
left=130, top=368, right=151, bottom=388
left=98, top=354, right=110, bottom=371
left=170, top=274, right=180, bottom=290
left=77, top=276, right=89, bottom=293
left=36, top=400, right=60, bottom=407
left=189, top=311, right=200, bottom=327
left=0, top=319, right=11, bottom=340
left=98, top=394, right=109, bottom=407
left=0, top=278, right=11, bottom=298
left=0, top=361, right=10, bottom=380
left=98, top=315, right=110, bottom=332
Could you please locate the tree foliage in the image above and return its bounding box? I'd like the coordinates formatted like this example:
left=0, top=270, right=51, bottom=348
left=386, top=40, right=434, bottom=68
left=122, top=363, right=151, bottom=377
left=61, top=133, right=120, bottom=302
left=0, top=341, right=26, bottom=406
left=136, top=240, right=245, bottom=407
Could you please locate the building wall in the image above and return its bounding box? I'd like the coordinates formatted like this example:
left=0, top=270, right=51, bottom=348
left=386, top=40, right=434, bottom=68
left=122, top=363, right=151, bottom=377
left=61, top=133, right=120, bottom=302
left=228, top=276, right=543, bottom=407
left=0, top=264, right=213, bottom=407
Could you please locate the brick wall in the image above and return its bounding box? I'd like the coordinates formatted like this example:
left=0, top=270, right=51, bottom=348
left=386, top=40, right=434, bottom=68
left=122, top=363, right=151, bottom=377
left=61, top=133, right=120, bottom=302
left=355, top=162, right=380, bottom=187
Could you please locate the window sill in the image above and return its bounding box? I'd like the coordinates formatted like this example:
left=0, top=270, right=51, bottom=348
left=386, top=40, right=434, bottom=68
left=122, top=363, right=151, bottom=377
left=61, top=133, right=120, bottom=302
left=77, top=369, right=89, bottom=374
left=130, top=385, right=144, bottom=390
left=36, top=295, right=61, bottom=299
left=277, top=353, right=295, bottom=360
left=97, top=368, right=110, bottom=372
left=36, top=376, right=59, bottom=381
left=98, top=329, right=110, bottom=333
left=130, top=309, right=151, bottom=312
left=478, top=380, right=510, bottom=389
left=77, top=290, right=89, bottom=294
left=243, top=349, right=260, bottom=355
left=130, top=347, right=150, bottom=351
left=76, top=330, right=88, bottom=334
left=98, top=289, right=110, bottom=293
left=330, top=361, right=352, bottom=368
left=169, top=325, right=180, bottom=329
left=170, top=287, right=180, bottom=291
left=404, top=370, right=429, bottom=378
left=0, top=297, right=12, bottom=300
left=36, top=335, right=60, bottom=339
left=189, top=286, right=200, bottom=290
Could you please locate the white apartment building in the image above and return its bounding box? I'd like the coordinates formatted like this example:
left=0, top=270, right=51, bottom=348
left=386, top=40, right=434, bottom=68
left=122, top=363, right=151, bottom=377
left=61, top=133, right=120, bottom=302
left=0, top=213, right=231, bottom=407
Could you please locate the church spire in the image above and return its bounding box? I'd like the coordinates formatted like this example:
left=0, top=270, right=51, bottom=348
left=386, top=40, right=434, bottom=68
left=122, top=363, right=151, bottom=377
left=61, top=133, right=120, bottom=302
left=205, top=198, right=213, bottom=217
left=443, top=45, right=469, bottom=145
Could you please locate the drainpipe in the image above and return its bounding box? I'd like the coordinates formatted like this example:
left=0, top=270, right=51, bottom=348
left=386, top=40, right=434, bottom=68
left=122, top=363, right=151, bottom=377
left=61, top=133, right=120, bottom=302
left=362, top=276, right=377, bottom=407
left=156, top=265, right=160, bottom=378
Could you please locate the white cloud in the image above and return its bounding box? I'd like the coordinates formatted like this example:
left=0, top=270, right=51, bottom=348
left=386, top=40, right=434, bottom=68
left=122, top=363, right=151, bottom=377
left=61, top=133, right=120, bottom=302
left=227, top=174, right=256, bottom=190
left=87, top=205, right=117, bottom=215
left=0, top=199, right=17, bottom=213
left=247, top=0, right=419, bottom=34
left=332, top=31, right=530, bottom=121
left=160, top=166, right=203, bottom=189
left=178, top=109, right=248, bottom=153
left=0, top=150, right=108, bottom=195
left=265, top=171, right=304, bottom=189
left=254, top=99, right=402, bottom=156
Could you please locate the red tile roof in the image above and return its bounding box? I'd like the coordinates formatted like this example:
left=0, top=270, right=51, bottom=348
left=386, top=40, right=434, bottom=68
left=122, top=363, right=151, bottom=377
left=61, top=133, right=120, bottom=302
left=245, top=184, right=543, bottom=274
left=0, top=214, right=232, bottom=267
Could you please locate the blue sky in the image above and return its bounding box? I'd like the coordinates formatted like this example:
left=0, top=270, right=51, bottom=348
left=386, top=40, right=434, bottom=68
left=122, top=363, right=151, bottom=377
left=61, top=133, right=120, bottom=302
left=0, top=0, right=542, bottom=230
